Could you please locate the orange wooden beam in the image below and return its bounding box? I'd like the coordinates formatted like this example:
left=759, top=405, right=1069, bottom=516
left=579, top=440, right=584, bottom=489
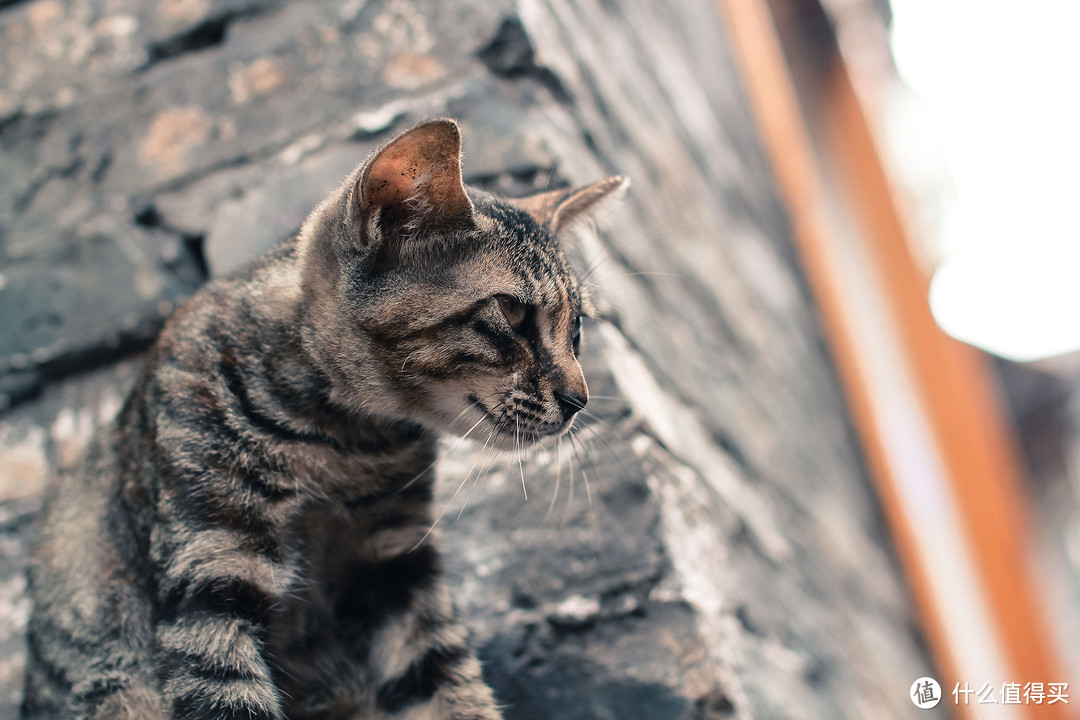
left=714, top=0, right=963, bottom=705
left=716, top=0, right=1068, bottom=716
left=820, top=56, right=1067, bottom=708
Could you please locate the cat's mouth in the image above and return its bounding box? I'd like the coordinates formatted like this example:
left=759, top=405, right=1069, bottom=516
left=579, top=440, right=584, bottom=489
left=464, top=394, right=567, bottom=448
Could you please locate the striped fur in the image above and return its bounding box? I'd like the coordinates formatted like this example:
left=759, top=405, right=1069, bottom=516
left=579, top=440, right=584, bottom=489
left=23, top=119, right=627, bottom=719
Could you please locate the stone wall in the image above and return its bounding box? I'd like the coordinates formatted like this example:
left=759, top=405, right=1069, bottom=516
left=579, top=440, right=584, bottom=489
left=0, top=0, right=936, bottom=717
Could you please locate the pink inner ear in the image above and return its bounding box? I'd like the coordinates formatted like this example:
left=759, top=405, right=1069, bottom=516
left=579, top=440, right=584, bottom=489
left=359, top=121, right=472, bottom=221
left=364, top=151, right=425, bottom=208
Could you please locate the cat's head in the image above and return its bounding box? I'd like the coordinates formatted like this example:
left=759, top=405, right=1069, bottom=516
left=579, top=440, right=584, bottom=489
left=299, top=119, right=627, bottom=448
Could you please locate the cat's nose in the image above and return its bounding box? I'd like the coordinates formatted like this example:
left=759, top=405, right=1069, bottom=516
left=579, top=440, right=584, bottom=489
left=557, top=390, right=588, bottom=421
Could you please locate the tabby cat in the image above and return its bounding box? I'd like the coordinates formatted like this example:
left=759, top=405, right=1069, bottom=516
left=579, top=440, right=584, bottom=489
left=23, top=119, right=627, bottom=719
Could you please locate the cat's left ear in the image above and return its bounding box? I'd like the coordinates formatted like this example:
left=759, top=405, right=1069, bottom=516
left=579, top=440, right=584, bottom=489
left=510, top=175, right=629, bottom=236
left=352, top=119, right=474, bottom=247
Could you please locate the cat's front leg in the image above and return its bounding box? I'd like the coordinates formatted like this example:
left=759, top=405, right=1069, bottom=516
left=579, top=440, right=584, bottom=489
left=153, top=528, right=295, bottom=720
left=361, top=552, right=502, bottom=720
left=371, top=617, right=503, bottom=719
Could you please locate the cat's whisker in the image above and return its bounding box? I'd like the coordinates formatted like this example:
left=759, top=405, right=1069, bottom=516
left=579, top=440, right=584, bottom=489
left=515, top=413, right=528, bottom=501
left=567, top=427, right=602, bottom=551
left=472, top=430, right=498, bottom=494
left=413, top=447, right=483, bottom=551
left=567, top=423, right=643, bottom=556
left=450, top=404, right=474, bottom=428
left=449, top=429, right=501, bottom=529
left=459, top=413, right=487, bottom=442
left=472, top=448, right=499, bottom=501
left=542, top=435, right=564, bottom=525
left=577, top=245, right=616, bottom=285
left=573, top=420, right=634, bottom=487
left=567, top=428, right=594, bottom=514
left=397, top=409, right=487, bottom=494
left=575, top=233, right=657, bottom=285
left=556, top=394, right=583, bottom=410
left=538, top=162, right=559, bottom=223
left=573, top=225, right=687, bottom=296
left=563, top=435, right=578, bottom=527
left=555, top=392, right=588, bottom=412
left=555, top=394, right=625, bottom=436
left=456, top=427, right=497, bottom=521
left=396, top=457, right=440, bottom=493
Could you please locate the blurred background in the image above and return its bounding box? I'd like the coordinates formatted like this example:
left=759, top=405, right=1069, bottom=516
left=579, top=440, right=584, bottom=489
left=1, top=0, right=1078, bottom=718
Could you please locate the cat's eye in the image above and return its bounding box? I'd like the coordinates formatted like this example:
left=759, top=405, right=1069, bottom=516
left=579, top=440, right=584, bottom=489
left=495, top=294, right=526, bottom=330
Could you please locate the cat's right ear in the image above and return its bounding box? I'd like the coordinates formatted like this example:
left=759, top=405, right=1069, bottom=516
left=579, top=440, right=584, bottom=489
left=347, top=119, right=474, bottom=255
left=510, top=175, right=630, bottom=237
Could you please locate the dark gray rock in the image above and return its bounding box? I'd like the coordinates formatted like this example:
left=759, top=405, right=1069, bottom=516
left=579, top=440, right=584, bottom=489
left=0, top=221, right=200, bottom=388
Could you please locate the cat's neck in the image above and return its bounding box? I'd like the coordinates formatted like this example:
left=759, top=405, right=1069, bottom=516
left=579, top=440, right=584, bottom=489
left=184, top=253, right=434, bottom=458
left=270, top=335, right=430, bottom=453
left=261, top=331, right=438, bottom=505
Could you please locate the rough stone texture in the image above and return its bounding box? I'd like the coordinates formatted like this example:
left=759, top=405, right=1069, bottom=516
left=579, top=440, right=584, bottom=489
left=0, top=0, right=937, bottom=718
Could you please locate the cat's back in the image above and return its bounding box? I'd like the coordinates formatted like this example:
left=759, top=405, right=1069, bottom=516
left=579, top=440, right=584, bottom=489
left=24, top=417, right=165, bottom=719
left=23, top=241, right=304, bottom=720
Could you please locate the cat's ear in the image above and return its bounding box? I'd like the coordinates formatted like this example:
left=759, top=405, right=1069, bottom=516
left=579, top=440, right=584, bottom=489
left=352, top=119, right=474, bottom=246
left=510, top=175, right=629, bottom=236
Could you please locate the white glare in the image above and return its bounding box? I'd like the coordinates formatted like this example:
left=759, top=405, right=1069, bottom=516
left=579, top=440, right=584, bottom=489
left=889, top=0, right=1080, bottom=362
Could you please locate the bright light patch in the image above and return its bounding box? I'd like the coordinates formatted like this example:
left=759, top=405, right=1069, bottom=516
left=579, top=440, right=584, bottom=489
left=890, top=0, right=1080, bottom=361
left=931, top=235, right=1080, bottom=363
